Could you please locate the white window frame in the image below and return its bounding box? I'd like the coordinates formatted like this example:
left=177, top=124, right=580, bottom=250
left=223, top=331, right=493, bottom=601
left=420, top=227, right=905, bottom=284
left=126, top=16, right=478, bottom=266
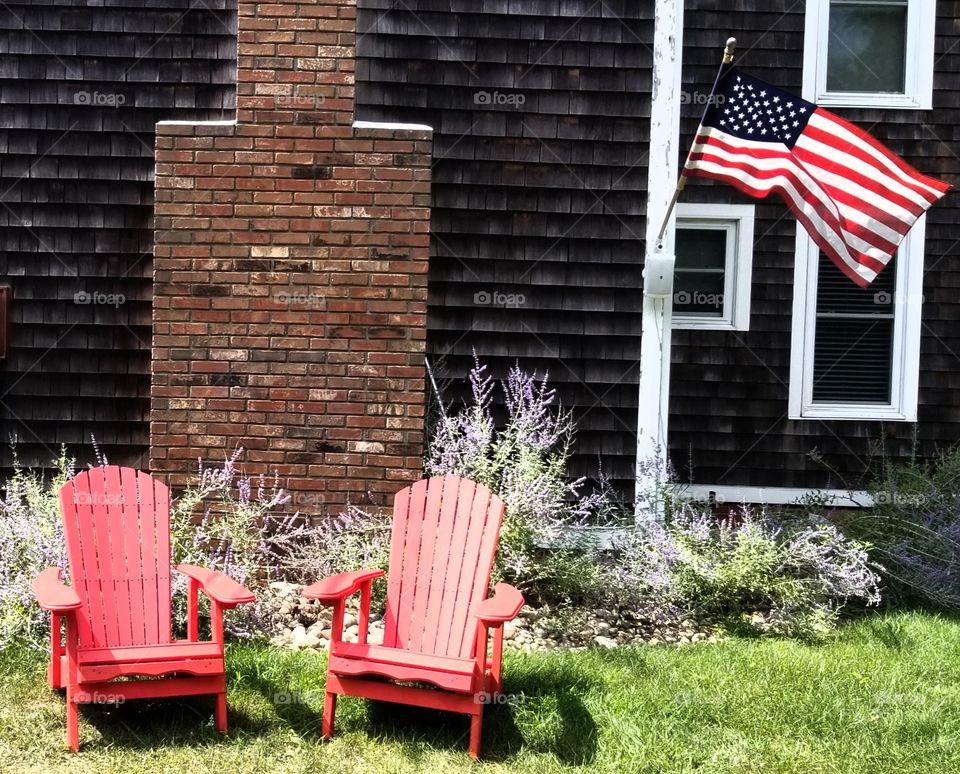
left=787, top=217, right=925, bottom=421
left=672, top=203, right=754, bottom=331
left=803, top=0, right=936, bottom=110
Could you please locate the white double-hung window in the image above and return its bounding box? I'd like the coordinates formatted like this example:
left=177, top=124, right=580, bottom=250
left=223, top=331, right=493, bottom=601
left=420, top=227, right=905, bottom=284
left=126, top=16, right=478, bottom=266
left=803, top=0, right=936, bottom=109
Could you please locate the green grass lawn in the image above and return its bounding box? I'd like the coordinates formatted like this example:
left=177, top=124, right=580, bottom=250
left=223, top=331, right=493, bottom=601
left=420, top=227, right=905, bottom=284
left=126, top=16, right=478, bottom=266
left=2, top=611, right=960, bottom=773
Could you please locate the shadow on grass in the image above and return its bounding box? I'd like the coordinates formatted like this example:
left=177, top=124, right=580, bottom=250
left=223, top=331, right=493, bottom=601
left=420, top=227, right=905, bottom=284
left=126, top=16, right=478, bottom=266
left=71, top=694, right=234, bottom=750
left=234, top=647, right=600, bottom=764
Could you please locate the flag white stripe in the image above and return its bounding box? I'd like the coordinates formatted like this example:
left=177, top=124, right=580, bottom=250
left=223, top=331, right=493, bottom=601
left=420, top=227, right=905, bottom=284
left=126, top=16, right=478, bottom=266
left=793, top=133, right=933, bottom=213
left=807, top=111, right=945, bottom=200
left=791, top=159, right=912, bottom=241
left=687, top=154, right=877, bottom=280
left=690, top=145, right=896, bottom=262
left=694, top=146, right=903, bottom=264
left=691, top=128, right=907, bottom=255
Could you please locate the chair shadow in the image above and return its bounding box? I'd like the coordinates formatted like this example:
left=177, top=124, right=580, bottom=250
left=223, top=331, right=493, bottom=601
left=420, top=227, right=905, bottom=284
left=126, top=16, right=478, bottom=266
left=337, top=665, right=598, bottom=765
left=72, top=694, right=233, bottom=749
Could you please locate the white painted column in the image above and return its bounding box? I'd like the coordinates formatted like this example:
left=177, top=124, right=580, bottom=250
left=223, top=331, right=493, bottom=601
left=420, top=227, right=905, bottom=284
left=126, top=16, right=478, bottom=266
left=636, top=0, right=684, bottom=519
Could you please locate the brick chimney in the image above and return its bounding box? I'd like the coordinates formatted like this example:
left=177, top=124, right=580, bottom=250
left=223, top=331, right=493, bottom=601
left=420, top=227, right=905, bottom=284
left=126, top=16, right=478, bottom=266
left=151, top=0, right=432, bottom=513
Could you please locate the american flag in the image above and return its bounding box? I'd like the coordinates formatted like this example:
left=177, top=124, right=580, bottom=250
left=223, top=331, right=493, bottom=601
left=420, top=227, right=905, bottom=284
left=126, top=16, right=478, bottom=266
left=684, top=67, right=951, bottom=287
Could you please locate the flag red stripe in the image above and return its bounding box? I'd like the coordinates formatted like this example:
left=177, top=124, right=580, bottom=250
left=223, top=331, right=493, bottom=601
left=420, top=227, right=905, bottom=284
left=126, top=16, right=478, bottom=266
left=689, top=135, right=901, bottom=258
left=686, top=166, right=875, bottom=286
left=685, top=150, right=888, bottom=275
left=692, top=130, right=920, bottom=237
left=810, top=110, right=952, bottom=200
left=792, top=142, right=929, bottom=223
left=687, top=136, right=892, bottom=271
left=800, top=119, right=944, bottom=208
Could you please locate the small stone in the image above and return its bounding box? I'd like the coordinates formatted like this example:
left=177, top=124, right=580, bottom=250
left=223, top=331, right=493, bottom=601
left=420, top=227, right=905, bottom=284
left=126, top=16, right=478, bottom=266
left=503, top=623, right=517, bottom=641
left=343, top=614, right=358, bottom=629
left=593, top=635, right=617, bottom=649
left=269, top=581, right=301, bottom=596
left=320, top=628, right=332, bottom=640
left=290, top=625, right=309, bottom=649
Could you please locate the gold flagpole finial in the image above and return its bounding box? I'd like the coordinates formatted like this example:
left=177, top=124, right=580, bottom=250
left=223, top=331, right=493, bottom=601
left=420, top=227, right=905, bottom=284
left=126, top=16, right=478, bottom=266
left=723, top=37, right=737, bottom=64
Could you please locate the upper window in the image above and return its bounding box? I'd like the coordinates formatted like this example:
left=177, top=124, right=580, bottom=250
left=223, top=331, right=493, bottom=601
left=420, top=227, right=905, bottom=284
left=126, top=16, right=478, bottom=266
left=788, top=218, right=926, bottom=421
left=803, top=0, right=936, bottom=109
left=672, top=203, right=754, bottom=331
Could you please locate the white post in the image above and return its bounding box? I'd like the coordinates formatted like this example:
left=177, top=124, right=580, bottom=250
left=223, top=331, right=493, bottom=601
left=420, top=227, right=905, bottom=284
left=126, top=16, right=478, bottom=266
left=636, top=0, right=684, bottom=520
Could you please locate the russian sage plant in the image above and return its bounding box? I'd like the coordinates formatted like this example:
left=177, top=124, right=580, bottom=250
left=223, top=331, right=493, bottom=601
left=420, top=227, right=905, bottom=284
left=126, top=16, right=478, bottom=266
left=835, top=447, right=960, bottom=609
left=0, top=449, right=72, bottom=650
left=609, top=504, right=881, bottom=637
left=426, top=357, right=605, bottom=603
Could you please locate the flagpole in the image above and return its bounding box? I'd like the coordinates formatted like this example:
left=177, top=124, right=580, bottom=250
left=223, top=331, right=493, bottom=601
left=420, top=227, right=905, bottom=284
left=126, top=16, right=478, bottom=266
left=654, top=36, right=737, bottom=249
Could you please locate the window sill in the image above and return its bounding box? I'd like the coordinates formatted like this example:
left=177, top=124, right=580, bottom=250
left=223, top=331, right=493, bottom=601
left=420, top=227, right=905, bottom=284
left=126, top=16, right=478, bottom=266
left=672, top=317, right=743, bottom=331
left=813, top=92, right=931, bottom=111
left=790, top=405, right=916, bottom=422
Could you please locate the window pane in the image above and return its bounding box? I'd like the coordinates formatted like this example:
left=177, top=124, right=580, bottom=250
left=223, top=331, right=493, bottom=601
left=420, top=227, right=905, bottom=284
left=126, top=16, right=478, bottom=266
left=827, top=3, right=907, bottom=93
left=812, top=254, right=895, bottom=403
left=674, top=227, right=727, bottom=318
left=673, top=270, right=725, bottom=317
left=675, top=228, right=726, bottom=270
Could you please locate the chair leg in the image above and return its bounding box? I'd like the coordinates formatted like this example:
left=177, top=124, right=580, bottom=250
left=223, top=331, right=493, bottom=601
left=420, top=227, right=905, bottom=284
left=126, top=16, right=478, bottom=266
left=65, top=687, right=79, bottom=752
left=469, top=708, right=483, bottom=760
left=215, top=692, right=228, bottom=734
left=322, top=691, right=337, bottom=738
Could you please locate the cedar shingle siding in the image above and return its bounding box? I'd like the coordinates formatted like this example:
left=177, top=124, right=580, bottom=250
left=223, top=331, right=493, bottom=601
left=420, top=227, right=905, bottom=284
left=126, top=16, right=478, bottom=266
left=356, top=0, right=654, bottom=494
left=0, top=1, right=235, bottom=471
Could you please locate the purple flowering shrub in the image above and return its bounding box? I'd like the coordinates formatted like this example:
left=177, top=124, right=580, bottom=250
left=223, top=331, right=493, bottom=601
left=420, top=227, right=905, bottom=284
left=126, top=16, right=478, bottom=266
left=171, top=449, right=396, bottom=631
left=168, top=448, right=298, bottom=637
left=610, top=504, right=881, bottom=637
left=426, top=357, right=606, bottom=603
left=0, top=449, right=73, bottom=649
left=266, top=506, right=392, bottom=612
left=0, top=444, right=313, bottom=647
left=835, top=448, right=960, bottom=610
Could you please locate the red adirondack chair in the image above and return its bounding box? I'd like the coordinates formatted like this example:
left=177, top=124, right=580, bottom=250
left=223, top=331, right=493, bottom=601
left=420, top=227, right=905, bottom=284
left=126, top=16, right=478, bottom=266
left=302, top=475, right=524, bottom=759
left=31, top=466, right=256, bottom=751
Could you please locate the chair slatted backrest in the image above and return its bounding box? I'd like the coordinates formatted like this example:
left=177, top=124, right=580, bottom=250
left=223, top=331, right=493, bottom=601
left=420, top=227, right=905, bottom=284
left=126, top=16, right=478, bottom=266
left=382, top=476, right=506, bottom=659
left=60, top=466, right=172, bottom=649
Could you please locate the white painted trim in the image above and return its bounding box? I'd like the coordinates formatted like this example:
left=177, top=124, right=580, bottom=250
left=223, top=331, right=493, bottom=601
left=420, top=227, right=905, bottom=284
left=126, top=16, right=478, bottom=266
left=679, top=484, right=873, bottom=508
left=802, top=0, right=935, bottom=110
left=156, top=119, right=238, bottom=126
left=352, top=120, right=433, bottom=132
left=673, top=203, right=755, bottom=331
left=788, top=217, right=925, bottom=421
left=637, top=0, right=684, bottom=516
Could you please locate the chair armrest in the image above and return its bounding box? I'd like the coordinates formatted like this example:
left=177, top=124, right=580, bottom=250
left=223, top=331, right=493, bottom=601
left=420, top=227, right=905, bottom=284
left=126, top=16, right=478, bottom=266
left=175, top=564, right=256, bottom=608
left=301, top=569, right=385, bottom=603
left=475, top=583, right=524, bottom=625
left=32, top=568, right=82, bottom=613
